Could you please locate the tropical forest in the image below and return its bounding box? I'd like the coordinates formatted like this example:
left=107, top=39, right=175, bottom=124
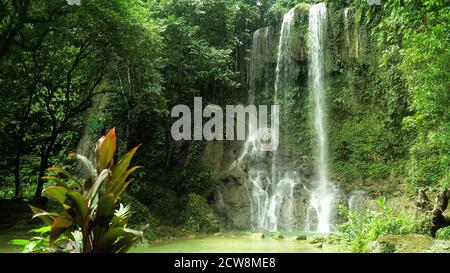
left=0, top=0, right=449, bottom=255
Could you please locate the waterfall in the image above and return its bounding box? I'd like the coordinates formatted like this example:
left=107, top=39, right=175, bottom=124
left=234, top=8, right=299, bottom=232
left=269, top=7, right=298, bottom=231
left=348, top=190, right=366, bottom=211
left=344, top=8, right=350, bottom=46
left=305, top=3, right=338, bottom=233
left=231, top=4, right=340, bottom=233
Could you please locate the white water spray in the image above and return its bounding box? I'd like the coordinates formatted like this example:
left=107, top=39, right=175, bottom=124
left=305, top=3, right=338, bottom=233
left=234, top=8, right=299, bottom=232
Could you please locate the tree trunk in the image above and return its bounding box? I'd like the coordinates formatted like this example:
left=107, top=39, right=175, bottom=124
left=0, top=0, right=30, bottom=60
left=34, top=152, right=49, bottom=198
left=13, top=153, right=23, bottom=200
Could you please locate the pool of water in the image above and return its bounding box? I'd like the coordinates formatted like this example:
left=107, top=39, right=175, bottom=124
left=0, top=230, right=28, bottom=253
left=1, top=231, right=340, bottom=253
left=130, top=233, right=339, bottom=253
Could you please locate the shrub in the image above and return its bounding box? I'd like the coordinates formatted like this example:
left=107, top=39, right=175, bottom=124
left=11, top=128, right=144, bottom=253
left=337, top=197, right=425, bottom=252
left=184, top=193, right=219, bottom=233
left=436, top=226, right=450, bottom=240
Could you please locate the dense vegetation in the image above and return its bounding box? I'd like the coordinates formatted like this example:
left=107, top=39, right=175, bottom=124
left=0, top=0, right=449, bottom=252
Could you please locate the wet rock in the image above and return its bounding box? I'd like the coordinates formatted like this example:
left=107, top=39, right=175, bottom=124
left=213, top=168, right=251, bottom=230
left=427, top=240, right=450, bottom=253
left=309, top=237, right=325, bottom=244
left=369, top=241, right=396, bottom=253
left=296, top=235, right=307, bottom=241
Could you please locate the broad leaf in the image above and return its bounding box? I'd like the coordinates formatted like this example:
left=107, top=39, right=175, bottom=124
left=65, top=191, right=88, bottom=224
left=29, top=205, right=56, bottom=225
left=109, top=166, right=141, bottom=196
left=9, top=239, right=30, bottom=246
left=88, top=169, right=109, bottom=208
left=46, top=186, right=68, bottom=204
left=50, top=216, right=73, bottom=245
left=94, top=194, right=115, bottom=229
left=47, top=167, right=73, bottom=179
left=94, top=227, right=126, bottom=253
left=30, top=226, right=51, bottom=234
left=95, top=128, right=116, bottom=172
left=109, top=145, right=140, bottom=186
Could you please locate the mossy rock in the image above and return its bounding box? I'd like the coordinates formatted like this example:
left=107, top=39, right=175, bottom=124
left=369, top=234, right=434, bottom=253
left=184, top=193, right=220, bottom=233
left=309, top=237, right=325, bottom=244
left=296, top=235, right=307, bottom=241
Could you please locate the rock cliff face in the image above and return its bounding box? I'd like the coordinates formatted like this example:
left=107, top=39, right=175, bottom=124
left=203, top=3, right=415, bottom=231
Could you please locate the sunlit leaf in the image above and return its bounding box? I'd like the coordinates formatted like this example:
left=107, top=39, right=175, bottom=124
left=47, top=167, right=73, bottom=179
left=9, top=239, right=30, bottom=246
left=30, top=226, right=51, bottom=234
left=95, top=128, right=116, bottom=172
left=46, top=186, right=68, bottom=204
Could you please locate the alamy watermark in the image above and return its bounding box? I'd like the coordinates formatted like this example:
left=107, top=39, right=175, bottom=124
left=66, top=0, right=81, bottom=5
left=366, top=0, right=381, bottom=5
left=171, top=97, right=279, bottom=151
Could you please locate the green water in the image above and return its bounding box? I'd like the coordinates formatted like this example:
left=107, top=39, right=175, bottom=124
left=0, top=230, right=28, bottom=253
left=1, top=232, right=340, bottom=253
left=130, top=233, right=339, bottom=253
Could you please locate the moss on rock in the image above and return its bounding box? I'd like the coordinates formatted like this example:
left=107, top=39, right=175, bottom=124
left=184, top=193, right=220, bottom=233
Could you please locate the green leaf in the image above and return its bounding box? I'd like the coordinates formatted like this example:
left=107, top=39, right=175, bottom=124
left=65, top=191, right=88, bottom=224
left=111, top=228, right=143, bottom=253
left=50, top=216, right=73, bottom=245
left=109, top=166, right=141, bottom=197
left=94, top=194, right=115, bottom=229
left=47, top=167, right=73, bottom=179
left=94, top=227, right=126, bottom=253
left=9, top=239, right=30, bottom=246
left=30, top=226, right=51, bottom=234
left=110, top=145, right=140, bottom=185
left=29, top=205, right=56, bottom=226
left=41, top=176, right=69, bottom=188
left=46, top=186, right=68, bottom=204
left=95, top=128, right=117, bottom=172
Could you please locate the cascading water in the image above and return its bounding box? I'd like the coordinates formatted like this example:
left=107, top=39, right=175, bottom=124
left=344, top=7, right=350, bottom=46
left=233, top=8, right=299, bottom=232
left=268, top=7, right=298, bottom=231
left=348, top=190, right=365, bottom=211
left=305, top=3, right=338, bottom=233
left=231, top=3, right=339, bottom=233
